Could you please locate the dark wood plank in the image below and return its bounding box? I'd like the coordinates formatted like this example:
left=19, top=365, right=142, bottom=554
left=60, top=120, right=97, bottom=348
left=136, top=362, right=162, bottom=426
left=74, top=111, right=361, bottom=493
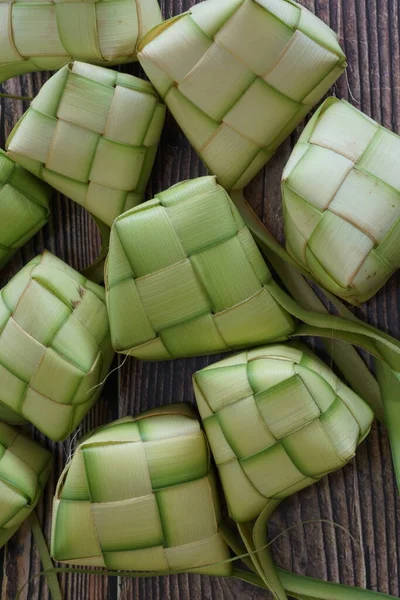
left=0, top=0, right=399, bottom=598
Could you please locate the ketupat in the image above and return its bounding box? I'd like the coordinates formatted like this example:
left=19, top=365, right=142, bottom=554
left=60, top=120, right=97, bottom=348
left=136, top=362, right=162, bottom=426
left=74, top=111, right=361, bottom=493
left=0, top=422, right=51, bottom=548
left=282, top=98, right=400, bottom=304
left=6, top=62, right=166, bottom=228
left=0, top=251, right=114, bottom=441
left=0, top=150, right=51, bottom=271
left=104, top=176, right=400, bottom=374
left=51, top=405, right=232, bottom=575
left=138, top=0, right=346, bottom=190
left=0, top=0, right=162, bottom=84
left=193, top=343, right=373, bottom=523
left=105, top=176, right=294, bottom=359
left=193, top=343, right=373, bottom=598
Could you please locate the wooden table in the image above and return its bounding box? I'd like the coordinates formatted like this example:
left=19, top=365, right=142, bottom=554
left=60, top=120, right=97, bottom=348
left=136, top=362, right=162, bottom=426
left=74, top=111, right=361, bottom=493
left=0, top=0, right=399, bottom=598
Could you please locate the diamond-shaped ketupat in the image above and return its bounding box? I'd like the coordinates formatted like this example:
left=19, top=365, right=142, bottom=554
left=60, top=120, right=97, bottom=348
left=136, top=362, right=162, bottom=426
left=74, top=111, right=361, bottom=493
left=138, top=0, right=346, bottom=191
left=6, top=62, right=166, bottom=227
left=0, top=0, right=162, bottom=83
left=0, top=150, right=51, bottom=271
left=0, top=251, right=114, bottom=441
left=282, top=98, right=400, bottom=304
left=193, top=343, right=373, bottom=523
left=105, top=176, right=294, bottom=360
left=0, top=422, right=51, bottom=548
left=51, top=405, right=232, bottom=576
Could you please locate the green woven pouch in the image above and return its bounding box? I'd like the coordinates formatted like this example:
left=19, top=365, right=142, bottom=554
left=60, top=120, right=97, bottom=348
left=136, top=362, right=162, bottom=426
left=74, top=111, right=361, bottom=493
left=194, top=343, right=373, bottom=598
left=0, top=422, right=51, bottom=548
left=0, top=149, right=51, bottom=270
left=105, top=176, right=294, bottom=360
left=0, top=251, right=114, bottom=441
left=282, top=97, right=400, bottom=304
left=51, top=404, right=232, bottom=576
left=194, top=343, right=373, bottom=523
left=138, top=0, right=346, bottom=191
left=6, top=62, right=166, bottom=228
left=0, top=0, right=162, bottom=83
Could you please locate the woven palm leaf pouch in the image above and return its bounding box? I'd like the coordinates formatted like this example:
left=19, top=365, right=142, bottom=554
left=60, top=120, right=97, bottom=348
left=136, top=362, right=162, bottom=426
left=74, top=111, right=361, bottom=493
left=138, top=0, right=346, bottom=191
left=6, top=62, right=166, bottom=228
left=0, top=149, right=52, bottom=271
left=193, top=343, right=373, bottom=598
left=0, top=0, right=162, bottom=84
left=0, top=251, right=114, bottom=441
left=0, top=422, right=51, bottom=548
left=282, top=97, right=400, bottom=304
left=51, top=404, right=232, bottom=576
left=105, top=176, right=294, bottom=360
left=105, top=176, right=400, bottom=378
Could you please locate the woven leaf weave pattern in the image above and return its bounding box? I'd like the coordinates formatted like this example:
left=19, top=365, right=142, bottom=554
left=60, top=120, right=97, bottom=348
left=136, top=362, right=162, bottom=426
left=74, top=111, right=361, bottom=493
left=105, top=176, right=294, bottom=360
left=0, top=422, right=51, bottom=548
left=7, top=62, right=166, bottom=227
left=282, top=98, right=400, bottom=304
left=138, top=0, right=346, bottom=190
left=0, top=0, right=162, bottom=83
left=0, top=150, right=51, bottom=270
left=0, top=251, right=114, bottom=441
left=194, top=344, right=373, bottom=523
left=51, top=406, right=231, bottom=576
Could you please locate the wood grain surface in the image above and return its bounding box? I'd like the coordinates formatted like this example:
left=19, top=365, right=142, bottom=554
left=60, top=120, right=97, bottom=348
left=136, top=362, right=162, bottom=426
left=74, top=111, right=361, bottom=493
left=0, top=0, right=399, bottom=598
